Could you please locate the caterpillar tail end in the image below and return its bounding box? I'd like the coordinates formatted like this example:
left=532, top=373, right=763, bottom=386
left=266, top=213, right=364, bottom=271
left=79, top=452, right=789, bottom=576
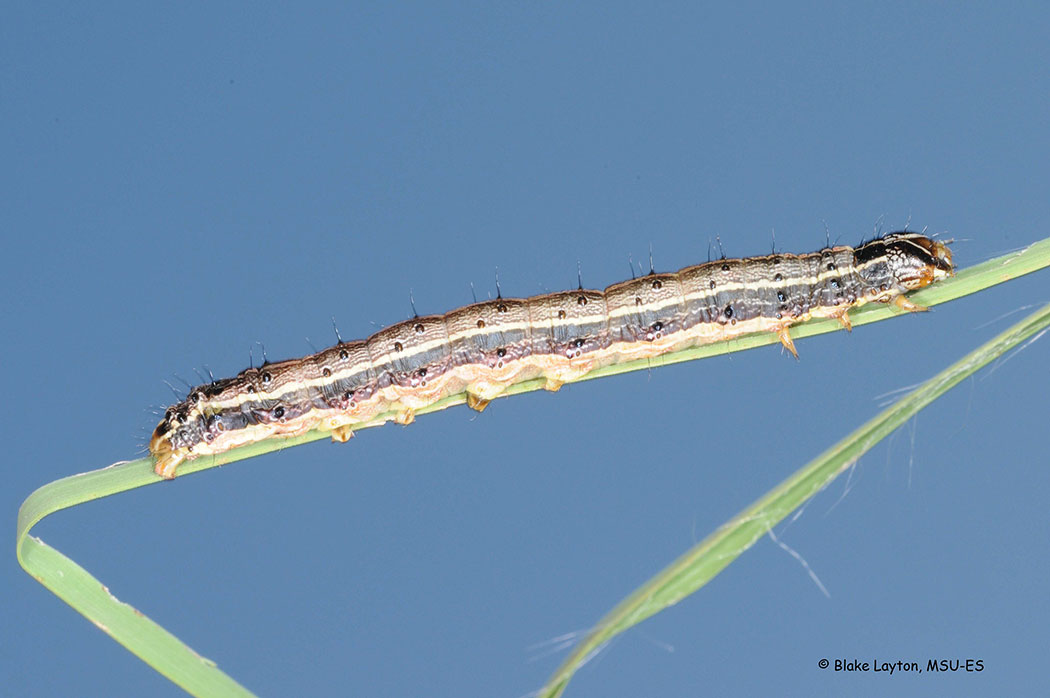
left=150, top=431, right=183, bottom=480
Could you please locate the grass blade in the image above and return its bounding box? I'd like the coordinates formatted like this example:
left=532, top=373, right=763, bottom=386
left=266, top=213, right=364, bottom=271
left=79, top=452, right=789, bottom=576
left=538, top=300, right=1050, bottom=698
left=16, top=464, right=257, bottom=696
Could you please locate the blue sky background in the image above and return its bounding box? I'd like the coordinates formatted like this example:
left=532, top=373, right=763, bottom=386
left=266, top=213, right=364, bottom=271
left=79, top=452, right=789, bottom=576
left=4, top=3, right=1048, bottom=696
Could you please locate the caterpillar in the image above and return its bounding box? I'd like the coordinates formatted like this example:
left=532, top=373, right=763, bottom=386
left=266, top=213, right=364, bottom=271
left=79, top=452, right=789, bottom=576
left=151, top=232, right=953, bottom=479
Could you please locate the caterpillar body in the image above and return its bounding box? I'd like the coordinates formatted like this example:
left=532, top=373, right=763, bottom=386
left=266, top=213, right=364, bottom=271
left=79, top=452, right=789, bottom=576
left=151, top=232, right=953, bottom=479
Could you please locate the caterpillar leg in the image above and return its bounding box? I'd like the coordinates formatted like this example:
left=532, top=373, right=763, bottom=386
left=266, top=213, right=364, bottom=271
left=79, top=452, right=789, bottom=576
left=776, top=326, right=799, bottom=360
left=894, top=294, right=929, bottom=313
left=330, top=424, right=355, bottom=443
left=394, top=408, right=416, bottom=425
left=464, top=379, right=508, bottom=412
left=466, top=393, right=491, bottom=412
left=834, top=309, right=853, bottom=332
left=542, top=363, right=593, bottom=390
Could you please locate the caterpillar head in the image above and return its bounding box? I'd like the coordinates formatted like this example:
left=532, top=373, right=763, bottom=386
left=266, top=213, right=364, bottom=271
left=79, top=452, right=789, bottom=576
left=855, top=232, right=954, bottom=291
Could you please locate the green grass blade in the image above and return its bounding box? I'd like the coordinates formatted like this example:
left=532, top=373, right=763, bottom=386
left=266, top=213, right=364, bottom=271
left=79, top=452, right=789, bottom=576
left=15, top=237, right=1050, bottom=695
left=538, top=301, right=1050, bottom=698
left=16, top=464, right=256, bottom=696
